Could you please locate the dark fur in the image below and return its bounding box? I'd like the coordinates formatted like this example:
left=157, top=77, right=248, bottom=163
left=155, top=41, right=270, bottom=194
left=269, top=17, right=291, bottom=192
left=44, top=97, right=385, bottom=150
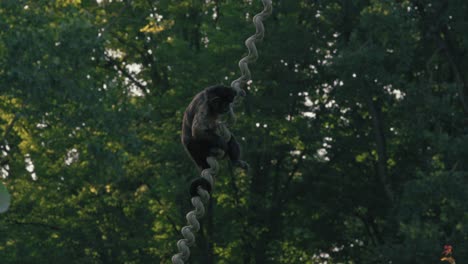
left=182, top=85, right=249, bottom=171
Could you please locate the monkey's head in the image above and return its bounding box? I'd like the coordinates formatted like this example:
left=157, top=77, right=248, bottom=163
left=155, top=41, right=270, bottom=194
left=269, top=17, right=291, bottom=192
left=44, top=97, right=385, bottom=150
left=206, top=85, right=237, bottom=114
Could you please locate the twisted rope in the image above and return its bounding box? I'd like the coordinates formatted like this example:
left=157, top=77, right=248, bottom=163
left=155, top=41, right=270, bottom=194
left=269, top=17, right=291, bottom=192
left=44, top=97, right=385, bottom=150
left=231, top=0, right=273, bottom=94
left=171, top=156, right=219, bottom=264
left=172, top=1, right=272, bottom=263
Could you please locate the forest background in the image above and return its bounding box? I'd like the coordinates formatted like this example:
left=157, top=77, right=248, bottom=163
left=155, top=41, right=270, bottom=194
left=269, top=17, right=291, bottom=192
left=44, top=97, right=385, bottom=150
left=1, top=0, right=467, bottom=263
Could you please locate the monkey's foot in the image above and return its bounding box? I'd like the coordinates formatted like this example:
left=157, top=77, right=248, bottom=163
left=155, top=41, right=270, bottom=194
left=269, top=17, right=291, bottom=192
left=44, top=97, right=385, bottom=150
left=232, top=160, right=249, bottom=171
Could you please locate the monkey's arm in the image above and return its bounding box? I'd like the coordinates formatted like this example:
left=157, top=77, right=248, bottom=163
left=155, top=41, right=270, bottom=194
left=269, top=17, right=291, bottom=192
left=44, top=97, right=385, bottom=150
left=226, top=135, right=249, bottom=171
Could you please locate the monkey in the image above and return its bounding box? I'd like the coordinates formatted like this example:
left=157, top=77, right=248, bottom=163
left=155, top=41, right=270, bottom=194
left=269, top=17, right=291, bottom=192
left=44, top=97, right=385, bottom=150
left=181, top=85, right=249, bottom=196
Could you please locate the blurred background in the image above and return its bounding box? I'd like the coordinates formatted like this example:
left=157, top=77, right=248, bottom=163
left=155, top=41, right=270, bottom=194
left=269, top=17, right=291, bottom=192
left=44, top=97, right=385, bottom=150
left=0, top=0, right=467, bottom=263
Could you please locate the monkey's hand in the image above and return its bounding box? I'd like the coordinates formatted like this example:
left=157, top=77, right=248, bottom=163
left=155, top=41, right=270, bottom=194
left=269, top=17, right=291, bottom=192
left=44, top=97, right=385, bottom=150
left=232, top=160, right=249, bottom=171
left=209, top=148, right=225, bottom=159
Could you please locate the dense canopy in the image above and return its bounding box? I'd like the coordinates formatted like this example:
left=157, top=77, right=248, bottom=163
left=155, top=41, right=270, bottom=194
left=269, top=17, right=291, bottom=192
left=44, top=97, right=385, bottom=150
left=0, top=0, right=467, bottom=263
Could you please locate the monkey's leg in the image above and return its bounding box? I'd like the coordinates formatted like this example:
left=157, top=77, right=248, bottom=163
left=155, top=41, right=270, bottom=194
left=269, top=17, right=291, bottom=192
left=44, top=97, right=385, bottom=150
left=226, top=135, right=240, bottom=160
left=226, top=135, right=249, bottom=171
left=186, top=140, right=210, bottom=170
left=184, top=139, right=213, bottom=197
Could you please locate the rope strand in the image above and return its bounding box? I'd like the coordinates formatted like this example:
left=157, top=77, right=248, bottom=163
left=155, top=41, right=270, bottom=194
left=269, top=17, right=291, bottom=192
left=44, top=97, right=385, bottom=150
left=171, top=157, right=218, bottom=264
left=231, top=0, right=273, bottom=94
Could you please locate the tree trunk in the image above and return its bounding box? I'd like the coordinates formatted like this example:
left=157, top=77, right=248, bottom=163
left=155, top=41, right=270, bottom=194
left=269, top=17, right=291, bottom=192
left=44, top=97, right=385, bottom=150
left=365, top=94, right=394, bottom=204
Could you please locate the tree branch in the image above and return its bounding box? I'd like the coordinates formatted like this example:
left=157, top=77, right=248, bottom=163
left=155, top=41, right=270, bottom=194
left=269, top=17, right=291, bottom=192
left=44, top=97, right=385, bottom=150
left=2, top=112, right=21, bottom=142
left=104, top=55, right=148, bottom=95
left=6, top=219, right=61, bottom=230
left=438, top=27, right=468, bottom=115
left=365, top=94, right=394, bottom=204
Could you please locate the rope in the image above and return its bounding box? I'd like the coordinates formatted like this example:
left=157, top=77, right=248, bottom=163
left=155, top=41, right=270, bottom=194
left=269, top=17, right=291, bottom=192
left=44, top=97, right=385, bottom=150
left=171, top=1, right=272, bottom=263
left=171, top=156, right=219, bottom=264
left=231, top=0, right=273, bottom=94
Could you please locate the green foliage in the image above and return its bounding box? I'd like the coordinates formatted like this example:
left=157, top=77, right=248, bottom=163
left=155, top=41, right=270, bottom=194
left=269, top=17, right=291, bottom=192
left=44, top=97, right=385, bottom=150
left=0, top=0, right=467, bottom=263
left=0, top=182, right=10, bottom=213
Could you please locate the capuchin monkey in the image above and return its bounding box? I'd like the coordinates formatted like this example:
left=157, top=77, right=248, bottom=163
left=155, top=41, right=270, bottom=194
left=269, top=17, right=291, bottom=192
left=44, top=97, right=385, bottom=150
left=181, top=85, right=249, bottom=196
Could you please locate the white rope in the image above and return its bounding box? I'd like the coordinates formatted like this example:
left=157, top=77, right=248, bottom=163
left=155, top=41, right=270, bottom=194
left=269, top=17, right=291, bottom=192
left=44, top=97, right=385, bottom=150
left=171, top=156, right=219, bottom=264
left=231, top=0, right=273, bottom=94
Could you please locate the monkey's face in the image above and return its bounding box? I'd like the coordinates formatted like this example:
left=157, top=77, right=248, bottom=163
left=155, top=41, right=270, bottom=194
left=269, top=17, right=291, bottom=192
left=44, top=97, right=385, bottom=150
left=206, top=85, right=237, bottom=114
left=210, top=97, right=233, bottom=114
